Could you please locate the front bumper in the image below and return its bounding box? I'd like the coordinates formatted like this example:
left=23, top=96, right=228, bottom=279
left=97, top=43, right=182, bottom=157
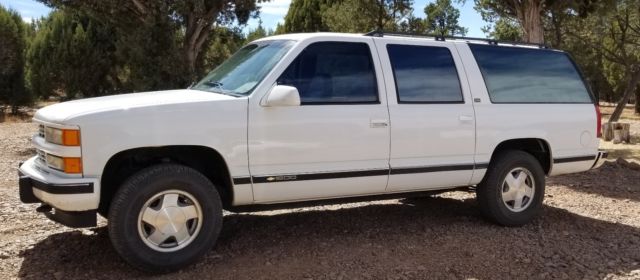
left=18, top=157, right=98, bottom=228
left=591, top=150, right=609, bottom=169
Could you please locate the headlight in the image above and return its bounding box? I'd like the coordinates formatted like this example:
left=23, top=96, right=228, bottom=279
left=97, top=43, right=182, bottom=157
left=45, top=154, right=83, bottom=174
left=44, top=127, right=80, bottom=146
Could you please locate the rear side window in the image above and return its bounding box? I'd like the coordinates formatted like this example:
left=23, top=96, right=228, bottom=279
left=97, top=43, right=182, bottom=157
left=469, top=44, right=592, bottom=103
left=387, top=44, right=463, bottom=103
left=277, top=42, right=378, bottom=104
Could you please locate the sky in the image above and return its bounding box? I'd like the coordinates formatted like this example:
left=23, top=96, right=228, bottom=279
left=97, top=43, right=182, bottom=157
left=0, top=0, right=487, bottom=38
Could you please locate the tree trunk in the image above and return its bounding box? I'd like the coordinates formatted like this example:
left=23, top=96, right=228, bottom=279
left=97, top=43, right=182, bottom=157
left=183, top=5, right=222, bottom=82
left=612, top=122, right=631, bottom=144
left=183, top=24, right=214, bottom=82
left=515, top=0, right=545, bottom=44
left=185, top=47, right=197, bottom=80
left=609, top=69, right=640, bottom=123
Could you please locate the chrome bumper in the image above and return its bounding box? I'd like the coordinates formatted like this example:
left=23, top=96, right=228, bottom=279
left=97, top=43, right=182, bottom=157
left=18, top=157, right=98, bottom=228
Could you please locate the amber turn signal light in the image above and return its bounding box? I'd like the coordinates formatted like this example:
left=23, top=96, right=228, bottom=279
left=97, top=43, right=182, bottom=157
left=62, top=130, right=81, bottom=146
left=63, top=157, right=83, bottom=174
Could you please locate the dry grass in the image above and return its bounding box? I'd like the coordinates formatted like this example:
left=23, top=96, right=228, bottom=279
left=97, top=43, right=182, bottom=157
left=0, top=101, right=56, bottom=124
left=0, top=112, right=33, bottom=123
left=600, top=139, right=640, bottom=162
left=600, top=103, right=640, bottom=121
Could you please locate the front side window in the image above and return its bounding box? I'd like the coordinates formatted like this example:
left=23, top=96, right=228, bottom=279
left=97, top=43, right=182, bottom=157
left=194, top=40, right=294, bottom=96
left=277, top=42, right=378, bottom=104
left=469, top=44, right=593, bottom=103
left=387, top=44, right=463, bottom=103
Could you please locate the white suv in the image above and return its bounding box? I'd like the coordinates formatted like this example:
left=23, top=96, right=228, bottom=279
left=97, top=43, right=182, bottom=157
left=18, top=32, right=607, bottom=272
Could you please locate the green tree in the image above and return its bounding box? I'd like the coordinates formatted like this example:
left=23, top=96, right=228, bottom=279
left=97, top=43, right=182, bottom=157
left=398, top=15, right=428, bottom=33
left=202, top=27, right=245, bottom=73
left=274, top=22, right=286, bottom=34
left=482, top=17, right=521, bottom=41
left=283, top=0, right=338, bottom=32
left=564, top=0, right=639, bottom=121
left=111, top=18, right=186, bottom=91
left=323, top=0, right=413, bottom=33
left=424, top=0, right=468, bottom=36
left=38, top=0, right=261, bottom=84
left=474, top=0, right=596, bottom=43
left=0, top=5, right=31, bottom=113
left=27, top=10, right=118, bottom=99
left=246, top=20, right=274, bottom=42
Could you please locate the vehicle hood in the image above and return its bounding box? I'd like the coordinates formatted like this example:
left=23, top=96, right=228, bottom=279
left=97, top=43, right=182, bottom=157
left=34, top=89, right=236, bottom=124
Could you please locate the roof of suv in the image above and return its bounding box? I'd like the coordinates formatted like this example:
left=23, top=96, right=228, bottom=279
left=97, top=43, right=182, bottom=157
left=258, top=32, right=555, bottom=51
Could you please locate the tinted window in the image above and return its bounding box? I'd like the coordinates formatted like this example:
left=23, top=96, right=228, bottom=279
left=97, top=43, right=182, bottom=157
left=278, top=42, right=378, bottom=104
left=387, top=44, right=463, bottom=103
left=469, top=44, right=592, bottom=103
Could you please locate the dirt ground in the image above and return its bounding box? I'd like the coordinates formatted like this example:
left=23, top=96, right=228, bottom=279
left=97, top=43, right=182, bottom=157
left=1, top=108, right=640, bottom=280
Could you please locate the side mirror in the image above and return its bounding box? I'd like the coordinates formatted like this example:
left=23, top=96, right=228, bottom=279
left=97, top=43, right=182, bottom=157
left=262, top=85, right=301, bottom=107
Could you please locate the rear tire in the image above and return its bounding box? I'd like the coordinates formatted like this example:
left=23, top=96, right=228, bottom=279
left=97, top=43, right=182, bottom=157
left=477, top=150, right=545, bottom=227
left=108, top=163, right=222, bottom=272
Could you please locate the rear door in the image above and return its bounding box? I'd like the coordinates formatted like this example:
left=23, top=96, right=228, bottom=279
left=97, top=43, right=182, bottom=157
left=374, top=38, right=477, bottom=191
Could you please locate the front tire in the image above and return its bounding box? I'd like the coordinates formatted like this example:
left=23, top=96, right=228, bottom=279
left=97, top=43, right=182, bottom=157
left=108, top=164, right=223, bottom=272
left=477, top=150, right=545, bottom=227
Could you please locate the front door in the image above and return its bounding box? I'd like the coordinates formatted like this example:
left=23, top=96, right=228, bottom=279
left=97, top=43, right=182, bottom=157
left=248, top=38, right=390, bottom=203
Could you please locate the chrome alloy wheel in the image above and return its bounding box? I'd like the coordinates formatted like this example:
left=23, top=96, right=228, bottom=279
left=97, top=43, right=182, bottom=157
left=137, top=190, right=203, bottom=252
left=501, top=167, right=535, bottom=212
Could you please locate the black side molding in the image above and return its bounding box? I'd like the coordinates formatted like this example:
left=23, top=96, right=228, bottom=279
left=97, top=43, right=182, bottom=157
left=390, top=164, right=475, bottom=175
left=232, top=177, right=252, bottom=185
left=553, top=155, right=597, bottom=164
left=235, top=163, right=491, bottom=185
left=252, top=169, right=389, bottom=184
left=590, top=150, right=609, bottom=169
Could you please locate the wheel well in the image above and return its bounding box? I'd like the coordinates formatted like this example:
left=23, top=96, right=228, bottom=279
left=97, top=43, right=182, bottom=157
left=99, top=146, right=234, bottom=214
left=489, top=138, right=551, bottom=174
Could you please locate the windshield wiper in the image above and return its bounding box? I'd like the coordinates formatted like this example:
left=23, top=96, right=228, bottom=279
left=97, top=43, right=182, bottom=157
left=196, top=81, right=242, bottom=97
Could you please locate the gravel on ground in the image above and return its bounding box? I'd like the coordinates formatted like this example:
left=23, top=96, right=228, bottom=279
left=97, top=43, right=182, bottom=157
left=1, top=121, right=640, bottom=280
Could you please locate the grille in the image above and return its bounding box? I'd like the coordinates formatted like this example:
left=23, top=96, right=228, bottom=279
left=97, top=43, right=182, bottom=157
left=38, top=124, right=45, bottom=138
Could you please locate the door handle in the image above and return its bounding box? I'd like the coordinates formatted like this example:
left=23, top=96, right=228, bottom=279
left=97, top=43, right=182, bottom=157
left=370, top=119, right=389, bottom=128
left=458, top=115, right=474, bottom=122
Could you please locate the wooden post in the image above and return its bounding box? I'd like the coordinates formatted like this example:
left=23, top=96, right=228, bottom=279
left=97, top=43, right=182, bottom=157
left=613, top=125, right=623, bottom=144
left=603, top=122, right=614, bottom=141
left=621, top=123, right=631, bottom=143
left=611, top=122, right=631, bottom=144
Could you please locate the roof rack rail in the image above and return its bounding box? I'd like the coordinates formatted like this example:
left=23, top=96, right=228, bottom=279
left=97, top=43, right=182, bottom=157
left=364, top=30, right=549, bottom=49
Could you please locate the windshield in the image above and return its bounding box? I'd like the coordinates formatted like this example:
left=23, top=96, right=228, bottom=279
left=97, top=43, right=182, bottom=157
left=193, top=40, right=295, bottom=96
